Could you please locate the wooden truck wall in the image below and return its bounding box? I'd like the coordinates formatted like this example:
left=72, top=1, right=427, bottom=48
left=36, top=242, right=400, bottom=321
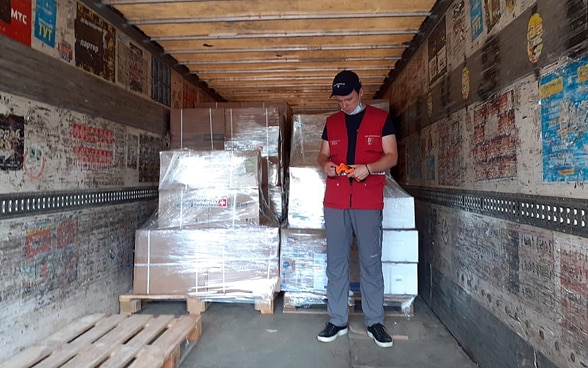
left=385, top=0, right=587, bottom=367
left=0, top=0, right=216, bottom=361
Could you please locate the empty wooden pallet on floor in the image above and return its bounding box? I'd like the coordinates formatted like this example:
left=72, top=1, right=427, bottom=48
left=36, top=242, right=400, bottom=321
left=0, top=313, right=202, bottom=368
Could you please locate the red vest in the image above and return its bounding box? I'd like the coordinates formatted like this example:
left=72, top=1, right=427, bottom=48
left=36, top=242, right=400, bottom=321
left=324, top=105, right=388, bottom=210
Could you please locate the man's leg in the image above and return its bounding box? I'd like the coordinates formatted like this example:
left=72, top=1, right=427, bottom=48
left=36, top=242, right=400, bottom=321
left=350, top=209, right=384, bottom=327
left=324, top=207, right=353, bottom=327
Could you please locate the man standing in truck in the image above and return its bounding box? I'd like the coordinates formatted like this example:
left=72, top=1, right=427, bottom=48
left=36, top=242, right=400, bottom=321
left=316, top=70, right=398, bottom=348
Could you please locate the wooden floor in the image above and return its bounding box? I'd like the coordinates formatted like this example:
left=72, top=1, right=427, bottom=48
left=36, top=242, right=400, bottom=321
left=0, top=313, right=201, bottom=368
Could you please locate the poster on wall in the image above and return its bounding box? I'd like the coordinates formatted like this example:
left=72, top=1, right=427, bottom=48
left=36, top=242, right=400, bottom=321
left=117, top=37, right=148, bottom=94
left=540, top=57, right=588, bottom=182
left=183, top=81, right=197, bottom=108
left=74, top=2, right=116, bottom=82
left=483, top=0, right=502, bottom=32
left=428, top=16, right=447, bottom=85
left=34, top=0, right=56, bottom=47
left=470, top=0, right=484, bottom=41
left=151, top=56, right=171, bottom=106
left=0, top=0, right=32, bottom=46
left=171, top=71, right=183, bottom=109
left=71, top=121, right=115, bottom=172
left=0, top=114, right=25, bottom=171
left=471, top=90, right=517, bottom=181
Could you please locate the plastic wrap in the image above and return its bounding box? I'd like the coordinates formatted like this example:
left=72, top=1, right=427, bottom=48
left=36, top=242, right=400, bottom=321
left=383, top=176, right=416, bottom=229
left=153, top=149, right=279, bottom=228
left=134, top=225, right=280, bottom=301
left=287, top=166, right=326, bottom=229
left=133, top=149, right=281, bottom=302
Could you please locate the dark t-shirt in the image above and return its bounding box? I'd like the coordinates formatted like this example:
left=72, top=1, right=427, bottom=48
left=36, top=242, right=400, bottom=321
left=321, top=108, right=396, bottom=164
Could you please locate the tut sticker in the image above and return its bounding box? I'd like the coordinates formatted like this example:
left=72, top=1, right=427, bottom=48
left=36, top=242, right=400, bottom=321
left=527, top=13, right=544, bottom=64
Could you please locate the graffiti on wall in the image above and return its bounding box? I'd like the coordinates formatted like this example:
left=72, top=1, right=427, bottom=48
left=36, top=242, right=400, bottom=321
left=471, top=90, right=517, bottom=181
left=517, top=228, right=557, bottom=316
left=483, top=0, right=502, bottom=32
left=21, top=219, right=78, bottom=306
left=406, top=135, right=422, bottom=181
left=75, top=2, right=116, bottom=82
left=0, top=0, right=31, bottom=46
left=438, top=118, right=462, bottom=186
left=117, top=39, right=148, bottom=94
left=0, top=114, right=24, bottom=171
left=71, top=121, right=115, bottom=171
left=559, top=238, right=588, bottom=342
left=540, top=57, right=588, bottom=182
left=139, top=133, right=160, bottom=183
left=428, top=16, right=447, bottom=86
left=126, top=132, right=138, bottom=169
left=183, top=80, right=198, bottom=108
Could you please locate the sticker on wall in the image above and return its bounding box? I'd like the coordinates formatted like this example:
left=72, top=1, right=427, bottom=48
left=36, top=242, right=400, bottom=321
left=483, top=0, right=502, bottom=32
left=34, top=0, right=56, bottom=47
left=24, top=144, right=46, bottom=179
left=462, top=66, right=470, bottom=100
left=0, top=0, right=32, bottom=46
left=470, top=0, right=484, bottom=41
left=506, top=0, right=516, bottom=12
left=540, top=56, right=588, bottom=182
left=0, top=0, right=10, bottom=23
left=427, top=91, right=433, bottom=118
left=527, top=13, right=544, bottom=64
left=58, top=40, right=72, bottom=63
left=0, top=113, right=25, bottom=171
left=428, top=16, right=447, bottom=85
left=74, top=2, right=116, bottom=82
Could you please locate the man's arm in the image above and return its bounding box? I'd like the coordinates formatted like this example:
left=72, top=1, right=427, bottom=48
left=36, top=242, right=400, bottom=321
left=317, top=140, right=338, bottom=177
left=365, top=135, right=398, bottom=174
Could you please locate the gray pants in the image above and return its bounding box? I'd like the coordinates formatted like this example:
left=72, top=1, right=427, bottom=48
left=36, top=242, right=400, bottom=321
left=324, top=207, right=384, bottom=327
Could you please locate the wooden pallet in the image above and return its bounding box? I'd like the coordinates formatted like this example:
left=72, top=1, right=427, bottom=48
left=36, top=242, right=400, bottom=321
left=0, top=313, right=202, bottom=368
left=120, top=292, right=277, bottom=316
left=119, top=294, right=210, bottom=316
left=282, top=292, right=416, bottom=317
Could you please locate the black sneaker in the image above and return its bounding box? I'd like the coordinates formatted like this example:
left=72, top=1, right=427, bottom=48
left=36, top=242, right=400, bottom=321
left=367, top=323, right=393, bottom=348
left=317, top=322, right=348, bottom=343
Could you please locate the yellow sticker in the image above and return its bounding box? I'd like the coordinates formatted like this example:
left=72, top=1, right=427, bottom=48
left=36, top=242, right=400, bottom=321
left=462, top=66, right=470, bottom=100
left=527, top=13, right=544, bottom=64
left=579, top=64, right=588, bottom=84
left=539, top=77, right=563, bottom=99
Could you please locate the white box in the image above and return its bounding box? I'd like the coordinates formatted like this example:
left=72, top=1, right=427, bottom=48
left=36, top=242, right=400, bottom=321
left=382, top=230, right=419, bottom=262
left=382, top=262, right=418, bottom=295
left=383, top=177, right=415, bottom=229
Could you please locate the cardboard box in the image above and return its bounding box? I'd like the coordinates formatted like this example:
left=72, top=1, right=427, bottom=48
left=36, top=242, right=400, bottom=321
left=279, top=228, right=327, bottom=292
left=287, top=167, right=326, bottom=229
left=133, top=226, right=280, bottom=296
left=159, top=150, right=261, bottom=191
left=382, top=230, right=419, bottom=262
left=224, top=107, right=283, bottom=158
left=382, top=262, right=418, bottom=295
left=170, top=108, right=225, bottom=150
left=383, top=177, right=415, bottom=229
left=279, top=228, right=361, bottom=293
left=157, top=188, right=261, bottom=228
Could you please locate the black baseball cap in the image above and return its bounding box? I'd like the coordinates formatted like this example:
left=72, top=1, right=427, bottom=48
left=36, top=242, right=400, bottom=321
left=330, top=70, right=362, bottom=97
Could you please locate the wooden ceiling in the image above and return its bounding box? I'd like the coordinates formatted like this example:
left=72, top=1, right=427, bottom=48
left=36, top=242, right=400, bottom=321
left=103, top=0, right=438, bottom=112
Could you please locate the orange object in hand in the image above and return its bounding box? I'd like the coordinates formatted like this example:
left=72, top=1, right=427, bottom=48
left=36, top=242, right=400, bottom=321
left=335, top=163, right=355, bottom=176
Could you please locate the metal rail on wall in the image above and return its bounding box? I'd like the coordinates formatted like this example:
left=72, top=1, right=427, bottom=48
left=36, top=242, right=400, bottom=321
left=0, top=187, right=158, bottom=220
left=405, top=186, right=588, bottom=238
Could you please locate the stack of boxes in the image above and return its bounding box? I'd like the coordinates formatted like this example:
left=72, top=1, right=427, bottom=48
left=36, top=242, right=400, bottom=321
left=280, top=101, right=418, bottom=306
left=133, top=102, right=291, bottom=302
left=381, top=178, right=419, bottom=296
left=170, top=104, right=290, bottom=223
